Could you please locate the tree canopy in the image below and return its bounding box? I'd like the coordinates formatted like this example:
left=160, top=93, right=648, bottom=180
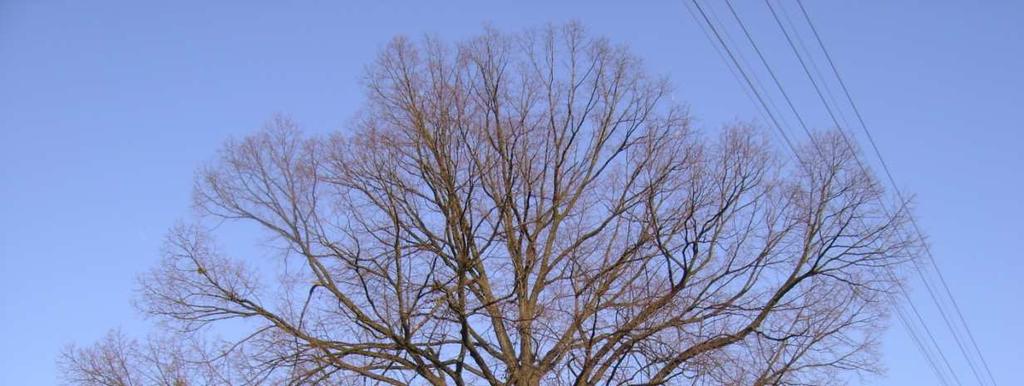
left=61, top=24, right=917, bottom=386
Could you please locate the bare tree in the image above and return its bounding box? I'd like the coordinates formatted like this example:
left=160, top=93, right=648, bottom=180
left=59, top=330, right=232, bottom=386
left=61, top=24, right=917, bottom=386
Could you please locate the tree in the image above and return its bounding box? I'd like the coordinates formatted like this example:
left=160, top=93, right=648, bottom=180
left=61, top=24, right=917, bottom=385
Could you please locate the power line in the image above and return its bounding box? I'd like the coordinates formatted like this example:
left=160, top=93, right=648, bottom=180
left=791, top=2, right=998, bottom=384
left=761, top=2, right=988, bottom=383
left=893, top=302, right=954, bottom=386
left=720, top=1, right=972, bottom=383
left=686, top=1, right=976, bottom=384
left=682, top=0, right=803, bottom=163
left=680, top=0, right=792, bottom=149
left=698, top=0, right=796, bottom=133
left=761, top=1, right=991, bottom=383
left=772, top=1, right=852, bottom=130
left=893, top=269, right=965, bottom=386
left=715, top=0, right=824, bottom=155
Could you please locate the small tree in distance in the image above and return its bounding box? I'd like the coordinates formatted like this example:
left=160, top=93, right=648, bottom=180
left=61, top=23, right=917, bottom=385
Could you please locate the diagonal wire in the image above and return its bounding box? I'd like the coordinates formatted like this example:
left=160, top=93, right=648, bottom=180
left=681, top=0, right=804, bottom=164
left=893, top=302, right=954, bottom=386
left=759, top=0, right=987, bottom=383
left=680, top=0, right=792, bottom=149
left=783, top=1, right=999, bottom=384
left=692, top=0, right=987, bottom=382
left=792, top=3, right=999, bottom=384
left=719, top=1, right=970, bottom=383
left=684, top=2, right=964, bottom=381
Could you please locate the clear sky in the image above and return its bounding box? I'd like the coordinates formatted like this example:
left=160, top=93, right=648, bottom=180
left=1, top=1, right=1020, bottom=385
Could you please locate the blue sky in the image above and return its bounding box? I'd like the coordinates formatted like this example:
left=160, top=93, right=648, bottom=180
left=1, top=1, right=1020, bottom=384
